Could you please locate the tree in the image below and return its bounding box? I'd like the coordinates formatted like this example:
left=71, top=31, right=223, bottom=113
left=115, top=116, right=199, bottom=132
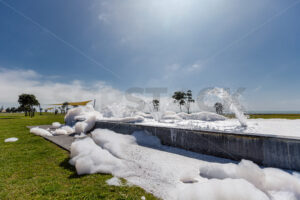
left=214, top=102, right=224, bottom=115
left=11, top=107, right=17, bottom=113
left=39, top=105, right=43, bottom=115
left=172, top=91, right=186, bottom=112
left=5, top=108, right=11, bottom=113
left=31, top=108, right=36, bottom=117
left=62, top=102, right=69, bottom=113
left=58, top=107, right=64, bottom=114
left=185, top=90, right=195, bottom=114
left=18, top=94, right=40, bottom=117
left=152, top=99, right=160, bottom=111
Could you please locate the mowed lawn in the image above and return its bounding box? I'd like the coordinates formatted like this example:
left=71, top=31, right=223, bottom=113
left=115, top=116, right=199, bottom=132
left=0, top=113, right=157, bottom=200
left=249, top=114, right=300, bottom=119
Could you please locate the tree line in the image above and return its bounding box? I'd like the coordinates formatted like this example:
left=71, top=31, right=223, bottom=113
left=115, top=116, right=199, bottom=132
left=152, top=90, right=223, bottom=114
left=2, top=92, right=224, bottom=117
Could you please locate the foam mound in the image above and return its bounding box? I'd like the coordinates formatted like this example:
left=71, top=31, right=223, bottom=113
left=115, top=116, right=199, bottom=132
left=54, top=129, right=68, bottom=135
left=52, top=122, right=61, bottom=128
left=200, top=159, right=300, bottom=199
left=104, top=116, right=145, bottom=123
left=177, top=111, right=226, bottom=121
left=65, top=105, right=102, bottom=134
left=69, top=129, right=300, bottom=200
left=177, top=178, right=269, bottom=200
left=65, top=105, right=102, bottom=127
left=30, top=127, right=52, bottom=136
left=69, top=136, right=124, bottom=175
left=60, top=126, right=75, bottom=134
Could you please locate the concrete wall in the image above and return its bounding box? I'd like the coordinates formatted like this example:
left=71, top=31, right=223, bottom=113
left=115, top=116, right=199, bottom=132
left=95, top=121, right=300, bottom=171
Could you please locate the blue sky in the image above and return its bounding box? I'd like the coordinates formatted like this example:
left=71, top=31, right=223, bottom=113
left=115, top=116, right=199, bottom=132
left=0, top=0, right=300, bottom=110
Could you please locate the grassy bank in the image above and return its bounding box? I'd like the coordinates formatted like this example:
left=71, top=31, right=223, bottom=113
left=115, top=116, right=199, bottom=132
left=249, top=114, right=300, bottom=119
left=0, top=113, right=157, bottom=200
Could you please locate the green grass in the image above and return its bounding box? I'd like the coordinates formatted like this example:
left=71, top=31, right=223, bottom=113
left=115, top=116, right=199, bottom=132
left=249, top=114, right=300, bottom=119
left=0, top=113, right=157, bottom=200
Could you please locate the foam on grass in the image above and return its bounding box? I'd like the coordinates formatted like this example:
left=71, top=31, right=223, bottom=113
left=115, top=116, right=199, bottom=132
left=4, top=137, right=18, bottom=142
left=106, top=177, right=122, bottom=186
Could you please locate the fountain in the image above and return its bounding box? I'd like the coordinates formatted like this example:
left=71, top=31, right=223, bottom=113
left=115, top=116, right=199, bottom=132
left=205, top=88, right=248, bottom=127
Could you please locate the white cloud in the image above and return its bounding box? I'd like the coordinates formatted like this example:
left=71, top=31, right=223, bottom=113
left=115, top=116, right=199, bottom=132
left=2, top=68, right=297, bottom=112
left=0, top=68, right=180, bottom=112
left=0, top=68, right=123, bottom=108
left=187, top=62, right=204, bottom=72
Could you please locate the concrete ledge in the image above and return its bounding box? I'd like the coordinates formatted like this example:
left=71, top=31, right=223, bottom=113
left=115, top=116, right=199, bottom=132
left=95, top=121, right=300, bottom=171
left=27, top=125, right=75, bottom=151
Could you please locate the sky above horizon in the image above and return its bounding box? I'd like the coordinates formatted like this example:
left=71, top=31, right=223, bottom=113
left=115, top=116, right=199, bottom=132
left=0, top=0, right=300, bottom=111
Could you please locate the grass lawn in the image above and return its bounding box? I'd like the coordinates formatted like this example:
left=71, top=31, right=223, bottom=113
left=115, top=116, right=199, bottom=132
left=0, top=113, right=157, bottom=200
left=249, top=114, right=300, bottom=119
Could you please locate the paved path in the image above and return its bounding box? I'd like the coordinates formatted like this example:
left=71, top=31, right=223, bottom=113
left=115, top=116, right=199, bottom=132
left=27, top=125, right=75, bottom=151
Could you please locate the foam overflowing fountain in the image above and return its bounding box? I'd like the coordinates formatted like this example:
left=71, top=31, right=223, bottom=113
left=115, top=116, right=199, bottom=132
left=205, top=88, right=248, bottom=127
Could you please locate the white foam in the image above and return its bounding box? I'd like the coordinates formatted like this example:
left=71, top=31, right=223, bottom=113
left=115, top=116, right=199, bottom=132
left=74, top=115, right=97, bottom=134
left=74, top=133, right=87, bottom=138
left=206, top=87, right=248, bottom=126
left=177, top=111, right=226, bottom=121
left=161, top=114, right=182, bottom=121
left=200, top=159, right=300, bottom=198
left=69, top=137, right=124, bottom=175
left=92, top=129, right=136, bottom=159
left=54, top=129, right=68, bottom=135
left=135, top=111, right=153, bottom=119
left=4, top=137, right=18, bottom=142
left=101, top=104, right=138, bottom=118
left=52, top=122, right=61, bottom=128
left=60, top=126, right=74, bottom=134
left=177, top=178, right=269, bottom=200
left=30, top=127, right=52, bottom=136
left=103, top=116, right=145, bottom=123
left=106, top=177, right=122, bottom=186
left=65, top=105, right=102, bottom=127
left=64, top=105, right=101, bottom=134
left=69, top=129, right=300, bottom=200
